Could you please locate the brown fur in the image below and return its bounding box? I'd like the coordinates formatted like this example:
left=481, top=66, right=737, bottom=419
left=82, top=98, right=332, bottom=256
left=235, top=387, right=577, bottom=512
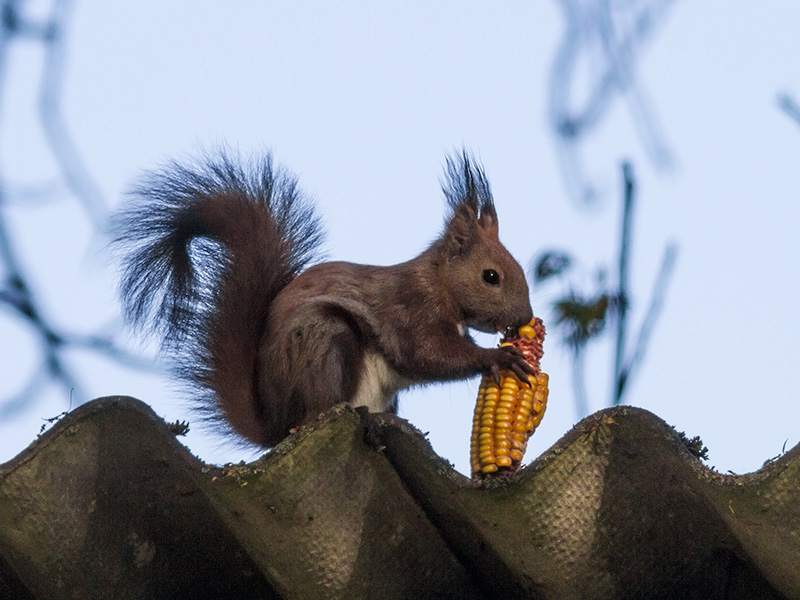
left=113, top=150, right=533, bottom=446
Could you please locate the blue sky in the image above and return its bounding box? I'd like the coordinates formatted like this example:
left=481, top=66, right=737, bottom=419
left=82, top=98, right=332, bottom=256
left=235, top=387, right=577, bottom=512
left=1, top=2, right=799, bottom=474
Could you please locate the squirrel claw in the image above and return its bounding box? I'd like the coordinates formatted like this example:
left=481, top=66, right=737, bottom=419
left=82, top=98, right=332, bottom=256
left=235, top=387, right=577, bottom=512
left=511, top=362, right=533, bottom=386
left=496, top=345, right=535, bottom=386
left=490, top=364, right=503, bottom=387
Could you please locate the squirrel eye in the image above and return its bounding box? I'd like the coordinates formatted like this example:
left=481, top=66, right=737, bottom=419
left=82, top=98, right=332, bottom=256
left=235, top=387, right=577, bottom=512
left=482, top=269, right=500, bottom=286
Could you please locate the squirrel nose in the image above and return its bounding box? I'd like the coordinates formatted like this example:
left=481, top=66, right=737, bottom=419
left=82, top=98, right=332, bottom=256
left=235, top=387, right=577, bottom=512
left=499, top=312, right=533, bottom=335
left=515, top=306, right=533, bottom=330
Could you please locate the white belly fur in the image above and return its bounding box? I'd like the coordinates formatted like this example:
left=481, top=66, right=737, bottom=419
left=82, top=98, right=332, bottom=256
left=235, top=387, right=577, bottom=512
left=350, top=351, right=410, bottom=412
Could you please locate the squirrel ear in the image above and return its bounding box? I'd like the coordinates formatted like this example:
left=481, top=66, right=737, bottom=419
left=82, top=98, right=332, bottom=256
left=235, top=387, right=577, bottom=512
left=444, top=203, right=480, bottom=255
left=477, top=202, right=499, bottom=237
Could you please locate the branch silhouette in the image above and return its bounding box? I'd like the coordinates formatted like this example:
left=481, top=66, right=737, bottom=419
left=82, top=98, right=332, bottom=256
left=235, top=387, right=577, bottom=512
left=549, top=0, right=677, bottom=204
left=778, top=93, right=800, bottom=129
left=533, top=161, right=677, bottom=417
left=611, top=163, right=677, bottom=405
left=0, top=0, right=153, bottom=418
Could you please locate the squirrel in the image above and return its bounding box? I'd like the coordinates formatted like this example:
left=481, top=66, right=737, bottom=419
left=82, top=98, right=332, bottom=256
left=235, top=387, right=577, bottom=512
left=113, top=150, right=534, bottom=447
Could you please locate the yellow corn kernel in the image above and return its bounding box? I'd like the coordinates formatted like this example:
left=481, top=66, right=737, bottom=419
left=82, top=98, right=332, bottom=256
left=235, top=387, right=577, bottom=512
left=469, top=317, right=549, bottom=479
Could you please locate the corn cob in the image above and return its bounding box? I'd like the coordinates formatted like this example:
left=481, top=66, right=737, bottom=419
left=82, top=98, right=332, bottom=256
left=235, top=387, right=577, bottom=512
left=470, top=317, right=548, bottom=479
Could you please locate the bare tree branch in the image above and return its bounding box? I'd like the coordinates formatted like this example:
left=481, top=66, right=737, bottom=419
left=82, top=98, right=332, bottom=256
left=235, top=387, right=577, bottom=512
left=616, top=242, right=677, bottom=404
left=0, top=179, right=63, bottom=206
left=537, top=159, right=677, bottom=416
left=0, top=202, right=88, bottom=415
left=63, top=330, right=158, bottom=371
left=0, top=0, right=152, bottom=417
left=570, top=347, right=589, bottom=420
left=598, top=2, right=673, bottom=169
left=38, top=0, right=106, bottom=226
left=549, top=0, right=678, bottom=204
left=777, top=93, right=800, bottom=129
left=1, top=0, right=54, bottom=40
left=612, top=161, right=634, bottom=402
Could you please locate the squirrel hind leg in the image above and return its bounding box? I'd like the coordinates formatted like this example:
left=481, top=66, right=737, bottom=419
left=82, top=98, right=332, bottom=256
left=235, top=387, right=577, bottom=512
left=256, top=314, right=365, bottom=445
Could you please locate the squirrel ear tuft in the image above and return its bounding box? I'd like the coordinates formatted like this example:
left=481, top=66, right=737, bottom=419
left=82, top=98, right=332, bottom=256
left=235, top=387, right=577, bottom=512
left=440, top=149, right=498, bottom=238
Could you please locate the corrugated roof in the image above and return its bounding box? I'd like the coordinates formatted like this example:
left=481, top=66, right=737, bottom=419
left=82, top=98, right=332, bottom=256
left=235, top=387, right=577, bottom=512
left=0, top=397, right=797, bottom=599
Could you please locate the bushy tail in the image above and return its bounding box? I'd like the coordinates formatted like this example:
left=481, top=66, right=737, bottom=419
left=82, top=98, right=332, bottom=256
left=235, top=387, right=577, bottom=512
left=112, top=150, right=324, bottom=444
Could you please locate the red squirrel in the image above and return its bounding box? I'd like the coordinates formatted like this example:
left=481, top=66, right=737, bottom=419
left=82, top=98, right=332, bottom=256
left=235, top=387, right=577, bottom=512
left=113, top=150, right=534, bottom=446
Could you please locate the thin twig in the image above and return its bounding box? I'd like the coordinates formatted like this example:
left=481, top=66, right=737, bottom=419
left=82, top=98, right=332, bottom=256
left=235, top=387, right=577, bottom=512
left=0, top=204, right=87, bottom=407
left=571, top=347, right=589, bottom=419
left=63, top=331, right=158, bottom=370
left=596, top=0, right=674, bottom=169
left=2, top=0, right=53, bottom=40
left=777, top=93, right=800, bottom=129
left=616, top=242, right=677, bottom=404
left=613, top=162, right=634, bottom=403
left=38, top=0, right=106, bottom=225
left=44, top=340, right=86, bottom=405
left=548, top=0, right=677, bottom=203
left=0, top=179, right=63, bottom=206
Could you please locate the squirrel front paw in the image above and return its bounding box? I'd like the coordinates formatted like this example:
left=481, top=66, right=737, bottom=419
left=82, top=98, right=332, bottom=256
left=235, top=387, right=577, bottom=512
left=484, top=346, right=535, bottom=386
